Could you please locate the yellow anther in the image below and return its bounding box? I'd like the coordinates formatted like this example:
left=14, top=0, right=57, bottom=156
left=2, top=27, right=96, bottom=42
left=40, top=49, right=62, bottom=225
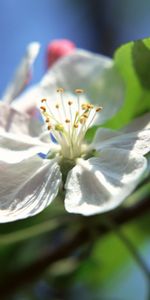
left=81, top=103, right=94, bottom=110
left=75, top=88, right=84, bottom=94
left=41, top=98, right=47, bottom=103
left=57, top=88, right=64, bottom=93
left=80, top=116, right=86, bottom=124
left=65, top=119, right=70, bottom=123
left=46, top=117, right=50, bottom=123
left=55, top=124, right=64, bottom=132
left=55, top=104, right=59, bottom=109
left=83, top=113, right=89, bottom=118
left=47, top=124, right=52, bottom=130
left=81, top=103, right=88, bottom=110
left=87, top=104, right=94, bottom=109
left=74, top=123, right=78, bottom=128
left=96, top=107, right=103, bottom=112
left=40, top=106, right=46, bottom=112
left=68, top=100, right=73, bottom=106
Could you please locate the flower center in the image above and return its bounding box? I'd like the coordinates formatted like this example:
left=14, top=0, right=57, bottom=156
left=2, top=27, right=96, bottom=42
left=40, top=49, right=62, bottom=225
left=40, top=88, right=102, bottom=159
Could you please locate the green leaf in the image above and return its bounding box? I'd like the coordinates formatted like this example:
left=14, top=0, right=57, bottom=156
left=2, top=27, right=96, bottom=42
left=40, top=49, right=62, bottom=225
left=132, top=40, right=150, bottom=90
left=105, top=37, right=150, bottom=129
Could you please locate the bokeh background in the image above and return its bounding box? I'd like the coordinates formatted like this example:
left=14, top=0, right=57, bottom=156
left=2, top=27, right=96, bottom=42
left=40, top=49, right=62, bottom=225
left=0, top=1, right=150, bottom=299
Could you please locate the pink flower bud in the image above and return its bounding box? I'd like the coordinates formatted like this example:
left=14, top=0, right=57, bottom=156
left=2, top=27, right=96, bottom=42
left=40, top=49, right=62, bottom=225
left=46, top=39, right=76, bottom=68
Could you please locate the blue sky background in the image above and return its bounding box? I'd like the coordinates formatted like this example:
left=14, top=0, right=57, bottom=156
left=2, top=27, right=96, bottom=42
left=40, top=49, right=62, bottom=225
left=0, top=0, right=150, bottom=97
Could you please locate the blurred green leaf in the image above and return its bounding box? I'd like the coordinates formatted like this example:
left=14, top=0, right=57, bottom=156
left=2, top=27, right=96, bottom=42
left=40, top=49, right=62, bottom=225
left=75, top=213, right=150, bottom=287
left=132, top=40, right=150, bottom=90
left=105, top=37, right=150, bottom=129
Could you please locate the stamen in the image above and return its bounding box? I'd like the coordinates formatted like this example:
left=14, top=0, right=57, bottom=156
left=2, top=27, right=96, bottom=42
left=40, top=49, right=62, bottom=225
left=96, top=107, right=103, bottom=112
left=75, top=89, right=84, bottom=94
left=39, top=90, right=103, bottom=160
left=57, top=88, right=64, bottom=93
left=65, top=119, right=70, bottom=123
left=68, top=100, right=73, bottom=128
left=86, top=106, right=103, bottom=130
left=46, top=117, right=50, bottom=123
left=83, top=113, right=89, bottom=118
left=56, top=88, right=67, bottom=120
left=55, top=104, right=59, bottom=109
left=80, top=116, right=86, bottom=124
left=75, top=89, right=84, bottom=113
left=81, top=103, right=94, bottom=110
left=41, top=98, right=47, bottom=103
left=73, top=111, right=79, bottom=127
left=47, top=124, right=52, bottom=130
left=81, top=103, right=88, bottom=110
left=87, top=104, right=94, bottom=109
left=40, top=106, right=46, bottom=112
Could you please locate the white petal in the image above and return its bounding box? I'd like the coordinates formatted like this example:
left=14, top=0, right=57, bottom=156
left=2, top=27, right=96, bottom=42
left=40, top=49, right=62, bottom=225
left=0, top=129, right=54, bottom=163
left=12, top=49, right=124, bottom=123
left=123, top=113, right=150, bottom=132
left=0, top=130, right=46, bottom=149
left=0, top=146, right=49, bottom=164
left=39, top=49, right=124, bottom=125
left=0, top=156, right=61, bottom=222
left=92, top=128, right=150, bottom=155
left=92, top=127, right=122, bottom=145
left=0, top=102, right=43, bottom=136
left=2, top=42, right=40, bottom=104
left=64, top=148, right=147, bottom=216
left=12, top=85, right=42, bottom=115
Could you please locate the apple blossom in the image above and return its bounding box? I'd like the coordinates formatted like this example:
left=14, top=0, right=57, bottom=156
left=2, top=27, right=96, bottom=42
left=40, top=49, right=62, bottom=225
left=0, top=44, right=149, bottom=223
left=0, top=87, right=149, bottom=222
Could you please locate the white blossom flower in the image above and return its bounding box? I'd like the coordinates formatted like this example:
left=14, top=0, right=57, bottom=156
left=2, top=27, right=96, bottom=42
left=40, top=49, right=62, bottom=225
left=0, top=84, right=149, bottom=222
left=0, top=47, right=149, bottom=222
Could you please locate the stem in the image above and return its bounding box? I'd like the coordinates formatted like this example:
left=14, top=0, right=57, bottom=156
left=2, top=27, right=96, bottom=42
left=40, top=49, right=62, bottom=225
left=0, top=219, right=61, bottom=245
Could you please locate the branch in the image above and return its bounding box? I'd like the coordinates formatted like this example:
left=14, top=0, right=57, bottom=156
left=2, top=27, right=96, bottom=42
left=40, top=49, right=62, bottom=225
left=0, top=195, right=149, bottom=299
